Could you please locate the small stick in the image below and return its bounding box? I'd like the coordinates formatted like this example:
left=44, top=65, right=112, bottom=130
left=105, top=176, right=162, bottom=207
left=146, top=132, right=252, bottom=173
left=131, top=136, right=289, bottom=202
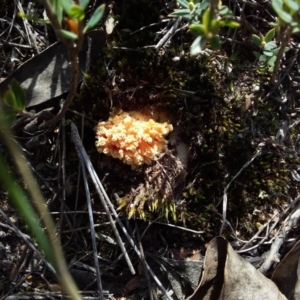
left=0, top=40, right=33, bottom=49
left=135, top=221, right=155, bottom=300
left=220, top=143, right=264, bottom=234
left=58, top=117, right=67, bottom=237
left=38, top=0, right=84, bottom=129
left=78, top=146, right=104, bottom=299
left=239, top=213, right=278, bottom=251
left=73, top=113, right=85, bottom=229
left=80, top=37, right=92, bottom=94
left=130, top=19, right=169, bottom=35
left=270, top=26, right=292, bottom=85
left=155, top=17, right=182, bottom=50
left=136, top=218, right=204, bottom=238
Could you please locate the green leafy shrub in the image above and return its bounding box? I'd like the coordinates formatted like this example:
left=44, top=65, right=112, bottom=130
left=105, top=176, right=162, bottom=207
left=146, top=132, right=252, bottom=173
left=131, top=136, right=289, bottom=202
left=169, top=0, right=239, bottom=54
left=252, top=29, right=289, bottom=73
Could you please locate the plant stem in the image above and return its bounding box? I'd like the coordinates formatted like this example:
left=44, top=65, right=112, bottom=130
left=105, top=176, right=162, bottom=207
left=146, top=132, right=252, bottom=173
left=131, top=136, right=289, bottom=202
left=38, top=0, right=84, bottom=130
left=271, top=26, right=292, bottom=85
left=39, top=46, right=81, bottom=130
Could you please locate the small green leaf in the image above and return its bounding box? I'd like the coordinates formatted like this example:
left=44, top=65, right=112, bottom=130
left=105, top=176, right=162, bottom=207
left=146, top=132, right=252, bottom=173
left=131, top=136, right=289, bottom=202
left=68, top=5, right=85, bottom=21
left=264, top=41, right=277, bottom=50
left=263, top=49, right=274, bottom=57
left=268, top=66, right=274, bottom=72
left=84, top=4, right=105, bottom=32
left=190, top=36, right=207, bottom=55
left=10, top=79, right=26, bottom=110
left=177, top=0, right=189, bottom=9
left=291, top=22, right=300, bottom=33
left=267, top=55, right=276, bottom=67
left=59, top=0, right=73, bottom=14
left=252, top=34, right=262, bottom=47
left=49, top=0, right=63, bottom=24
left=272, top=46, right=290, bottom=56
left=284, top=0, right=299, bottom=11
left=169, top=9, right=191, bottom=19
left=202, top=8, right=214, bottom=32
left=259, top=55, right=267, bottom=62
left=197, top=0, right=209, bottom=14
left=272, top=0, right=283, bottom=12
left=265, top=28, right=275, bottom=43
left=219, top=5, right=232, bottom=18
left=59, top=29, right=78, bottom=40
left=79, top=0, right=90, bottom=9
left=189, top=24, right=206, bottom=35
left=272, top=0, right=293, bottom=23
left=219, top=20, right=240, bottom=28
left=209, top=19, right=219, bottom=34
left=272, top=47, right=281, bottom=55
left=4, top=90, right=16, bottom=108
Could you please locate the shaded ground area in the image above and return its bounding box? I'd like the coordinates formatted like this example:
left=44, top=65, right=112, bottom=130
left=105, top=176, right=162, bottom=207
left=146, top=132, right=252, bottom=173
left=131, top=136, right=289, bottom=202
left=1, top=0, right=300, bottom=299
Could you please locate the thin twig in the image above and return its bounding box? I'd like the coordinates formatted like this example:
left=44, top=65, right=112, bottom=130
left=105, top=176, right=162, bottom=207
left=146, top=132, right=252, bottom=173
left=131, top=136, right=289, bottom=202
left=130, top=19, right=169, bottom=35
left=135, top=221, right=155, bottom=300
left=239, top=195, right=300, bottom=252
left=261, top=49, right=299, bottom=103
left=238, top=213, right=278, bottom=251
left=155, top=17, right=182, bottom=50
left=78, top=146, right=104, bottom=299
left=0, top=39, right=33, bottom=49
left=73, top=113, right=85, bottom=229
left=58, top=117, right=66, bottom=237
left=38, top=45, right=81, bottom=129
left=271, top=26, right=292, bottom=85
left=137, top=218, right=204, bottom=237
left=3, top=1, right=17, bottom=41
left=80, top=37, right=92, bottom=93
left=258, top=233, right=284, bottom=275
left=37, top=0, right=84, bottom=130
left=220, top=143, right=264, bottom=234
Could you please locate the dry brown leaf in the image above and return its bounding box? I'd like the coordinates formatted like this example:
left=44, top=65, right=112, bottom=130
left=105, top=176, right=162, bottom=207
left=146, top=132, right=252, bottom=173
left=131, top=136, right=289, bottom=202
left=272, top=238, right=300, bottom=299
left=124, top=275, right=141, bottom=295
left=187, top=236, right=287, bottom=300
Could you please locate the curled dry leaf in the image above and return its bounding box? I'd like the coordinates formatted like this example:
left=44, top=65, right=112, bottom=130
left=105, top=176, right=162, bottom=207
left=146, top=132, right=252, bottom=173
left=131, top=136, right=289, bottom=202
left=187, top=236, right=287, bottom=300
left=272, top=238, right=300, bottom=299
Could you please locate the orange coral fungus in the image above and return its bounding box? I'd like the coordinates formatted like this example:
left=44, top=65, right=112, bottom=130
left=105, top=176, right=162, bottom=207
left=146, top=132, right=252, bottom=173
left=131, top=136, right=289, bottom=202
left=95, top=110, right=173, bottom=168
